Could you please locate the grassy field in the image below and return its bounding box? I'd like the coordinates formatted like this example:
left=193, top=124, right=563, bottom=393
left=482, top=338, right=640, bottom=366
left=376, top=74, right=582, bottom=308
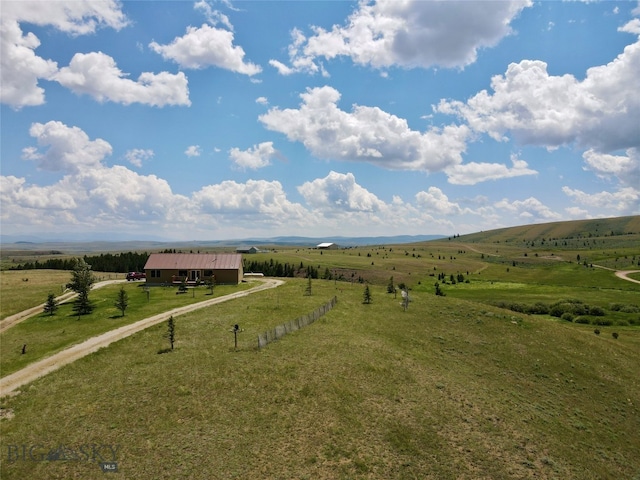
left=0, top=270, right=125, bottom=320
left=0, top=280, right=251, bottom=376
left=1, top=216, right=639, bottom=479
left=1, top=278, right=639, bottom=479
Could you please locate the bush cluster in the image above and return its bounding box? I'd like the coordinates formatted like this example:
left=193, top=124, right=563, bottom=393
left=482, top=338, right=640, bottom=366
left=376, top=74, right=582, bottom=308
left=491, top=299, right=637, bottom=326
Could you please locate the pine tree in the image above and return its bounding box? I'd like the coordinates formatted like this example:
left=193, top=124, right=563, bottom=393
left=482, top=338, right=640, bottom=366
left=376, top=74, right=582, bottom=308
left=67, top=259, right=95, bottom=316
left=304, top=276, right=312, bottom=296
left=167, top=316, right=175, bottom=350
left=387, top=276, right=394, bottom=294
left=114, top=286, right=129, bottom=317
left=363, top=285, right=372, bottom=304
left=43, top=293, right=58, bottom=316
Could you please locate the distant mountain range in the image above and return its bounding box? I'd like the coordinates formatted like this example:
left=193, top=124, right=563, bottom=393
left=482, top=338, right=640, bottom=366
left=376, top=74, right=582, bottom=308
left=0, top=234, right=445, bottom=249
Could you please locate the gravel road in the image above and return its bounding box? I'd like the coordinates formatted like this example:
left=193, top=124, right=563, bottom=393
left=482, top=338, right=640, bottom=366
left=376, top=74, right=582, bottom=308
left=0, top=278, right=283, bottom=397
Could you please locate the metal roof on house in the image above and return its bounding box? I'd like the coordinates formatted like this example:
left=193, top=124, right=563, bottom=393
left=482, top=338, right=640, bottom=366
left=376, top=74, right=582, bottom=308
left=144, top=253, right=242, bottom=270
left=317, top=242, right=336, bottom=248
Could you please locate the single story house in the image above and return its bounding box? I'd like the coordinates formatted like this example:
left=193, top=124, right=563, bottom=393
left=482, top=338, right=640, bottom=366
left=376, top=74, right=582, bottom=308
left=236, top=246, right=260, bottom=254
left=317, top=242, right=338, bottom=250
left=144, top=253, right=243, bottom=285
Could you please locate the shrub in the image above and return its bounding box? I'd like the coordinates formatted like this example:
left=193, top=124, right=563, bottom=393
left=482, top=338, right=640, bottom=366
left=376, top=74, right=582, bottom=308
left=549, top=306, right=564, bottom=318
left=588, top=306, right=605, bottom=316
left=575, top=317, right=590, bottom=324
left=595, top=318, right=613, bottom=326
left=594, top=329, right=600, bottom=335
left=612, top=332, right=619, bottom=339
left=528, top=302, right=550, bottom=315
left=610, top=303, right=640, bottom=313
left=561, top=312, right=575, bottom=322
left=508, top=303, right=527, bottom=313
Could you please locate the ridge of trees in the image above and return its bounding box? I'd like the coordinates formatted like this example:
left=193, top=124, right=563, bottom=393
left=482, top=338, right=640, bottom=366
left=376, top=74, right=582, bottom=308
left=9, top=252, right=149, bottom=273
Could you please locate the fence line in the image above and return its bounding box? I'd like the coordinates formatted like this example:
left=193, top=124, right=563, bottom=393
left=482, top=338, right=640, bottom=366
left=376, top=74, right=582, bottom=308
left=257, top=296, right=337, bottom=349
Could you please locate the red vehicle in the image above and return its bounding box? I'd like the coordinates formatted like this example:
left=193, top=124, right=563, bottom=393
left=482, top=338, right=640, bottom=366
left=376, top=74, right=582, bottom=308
left=126, top=272, right=146, bottom=281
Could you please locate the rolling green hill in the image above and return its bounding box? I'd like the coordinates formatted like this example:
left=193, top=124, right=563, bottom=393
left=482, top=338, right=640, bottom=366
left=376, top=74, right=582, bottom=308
left=457, top=215, right=640, bottom=245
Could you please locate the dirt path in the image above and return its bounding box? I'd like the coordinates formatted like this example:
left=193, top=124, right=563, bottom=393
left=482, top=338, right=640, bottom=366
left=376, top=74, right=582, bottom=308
left=614, top=270, right=640, bottom=284
left=0, top=278, right=283, bottom=397
left=592, top=265, right=640, bottom=284
left=0, top=279, right=129, bottom=334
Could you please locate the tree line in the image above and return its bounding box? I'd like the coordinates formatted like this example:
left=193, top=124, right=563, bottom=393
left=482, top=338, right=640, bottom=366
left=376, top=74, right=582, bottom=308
left=9, top=252, right=149, bottom=273
left=244, top=259, right=322, bottom=278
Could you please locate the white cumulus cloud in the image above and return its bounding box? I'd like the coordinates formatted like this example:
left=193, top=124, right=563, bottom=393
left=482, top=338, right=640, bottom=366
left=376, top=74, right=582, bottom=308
left=271, top=0, right=532, bottom=74
left=125, top=149, right=155, bottom=168
left=444, top=154, right=538, bottom=185
left=149, top=24, right=261, bottom=75
left=22, top=121, right=112, bottom=173
left=193, top=179, right=307, bottom=223
left=436, top=40, right=640, bottom=154
left=415, top=187, right=467, bottom=216
left=2, top=121, right=192, bottom=232
left=185, top=145, right=202, bottom=157
left=298, top=171, right=387, bottom=213
left=260, top=85, right=469, bottom=173
left=54, top=52, right=190, bottom=107
left=582, top=148, right=640, bottom=188
left=494, top=197, right=562, bottom=221
left=0, top=0, right=128, bottom=108
left=562, top=186, right=639, bottom=214
left=229, top=142, right=277, bottom=170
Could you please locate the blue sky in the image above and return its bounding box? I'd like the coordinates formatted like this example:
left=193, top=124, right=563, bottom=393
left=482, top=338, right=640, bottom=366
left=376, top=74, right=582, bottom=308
left=1, top=0, right=639, bottom=241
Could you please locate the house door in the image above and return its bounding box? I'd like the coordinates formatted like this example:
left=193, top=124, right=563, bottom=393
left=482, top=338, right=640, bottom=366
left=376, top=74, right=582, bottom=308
left=190, top=270, right=200, bottom=281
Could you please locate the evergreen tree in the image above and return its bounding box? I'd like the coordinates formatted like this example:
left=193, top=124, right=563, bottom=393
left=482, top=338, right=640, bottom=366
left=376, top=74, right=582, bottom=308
left=167, top=316, right=175, bottom=350
left=304, top=276, right=312, bottom=296
left=387, top=276, right=394, bottom=294
left=67, top=259, right=95, bottom=316
left=363, top=285, right=372, bottom=304
left=114, top=286, right=129, bottom=317
left=43, top=293, right=58, bottom=316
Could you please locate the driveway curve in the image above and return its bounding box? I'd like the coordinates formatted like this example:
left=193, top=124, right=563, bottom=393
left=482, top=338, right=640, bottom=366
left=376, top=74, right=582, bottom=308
left=614, top=270, right=640, bottom=284
left=0, top=279, right=129, bottom=334
left=0, top=278, right=283, bottom=397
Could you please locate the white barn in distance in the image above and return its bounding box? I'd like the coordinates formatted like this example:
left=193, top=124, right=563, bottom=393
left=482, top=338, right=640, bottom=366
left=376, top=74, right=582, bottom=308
left=317, top=242, right=338, bottom=250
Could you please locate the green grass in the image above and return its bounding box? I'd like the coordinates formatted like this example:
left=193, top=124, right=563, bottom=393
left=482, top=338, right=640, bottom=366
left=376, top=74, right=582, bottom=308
left=1, top=216, right=639, bottom=479
left=0, top=270, right=126, bottom=320
left=0, top=282, right=250, bottom=377
left=1, top=279, right=639, bottom=479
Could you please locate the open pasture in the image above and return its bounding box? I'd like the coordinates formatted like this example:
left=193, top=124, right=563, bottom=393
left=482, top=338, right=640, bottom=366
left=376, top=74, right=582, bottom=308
left=1, top=278, right=639, bottom=479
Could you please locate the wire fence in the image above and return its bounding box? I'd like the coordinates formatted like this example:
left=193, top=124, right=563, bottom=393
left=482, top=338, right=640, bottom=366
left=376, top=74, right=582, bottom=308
left=257, top=296, right=337, bottom=349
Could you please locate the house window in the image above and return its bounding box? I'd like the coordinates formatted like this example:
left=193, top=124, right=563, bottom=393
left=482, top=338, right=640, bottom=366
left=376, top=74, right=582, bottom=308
left=204, top=270, right=213, bottom=277
left=178, top=270, right=187, bottom=277
left=150, top=270, right=161, bottom=278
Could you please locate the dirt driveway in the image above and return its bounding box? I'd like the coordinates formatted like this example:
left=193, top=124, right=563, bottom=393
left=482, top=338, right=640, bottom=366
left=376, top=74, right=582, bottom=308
left=0, top=279, right=129, bottom=334
left=0, top=278, right=283, bottom=397
left=614, top=270, right=640, bottom=284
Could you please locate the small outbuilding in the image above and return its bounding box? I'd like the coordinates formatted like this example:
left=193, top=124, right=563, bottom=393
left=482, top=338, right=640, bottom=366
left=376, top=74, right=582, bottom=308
left=317, top=242, right=338, bottom=250
left=236, top=246, right=260, bottom=254
left=144, top=253, right=243, bottom=285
